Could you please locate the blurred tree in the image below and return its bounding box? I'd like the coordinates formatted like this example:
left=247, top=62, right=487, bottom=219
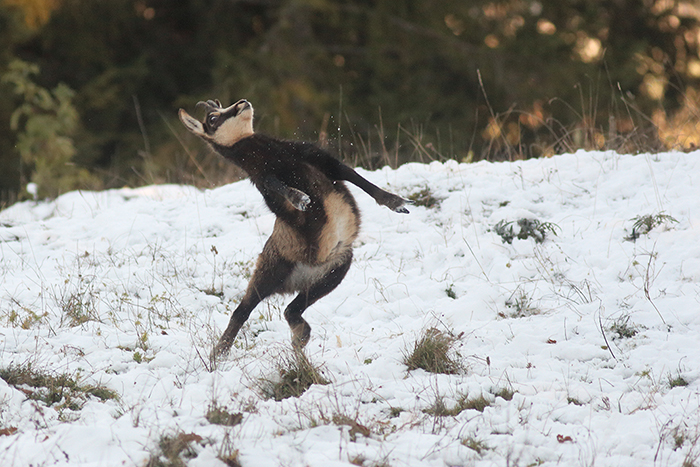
left=1, top=0, right=699, bottom=205
left=467, top=0, right=700, bottom=156
left=0, top=1, right=36, bottom=205
left=2, top=59, right=100, bottom=199
left=3, top=0, right=59, bottom=30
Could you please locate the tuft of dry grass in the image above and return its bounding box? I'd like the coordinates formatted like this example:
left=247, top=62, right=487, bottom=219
left=424, top=393, right=492, bottom=417
left=608, top=314, right=641, bottom=339
left=0, top=363, right=118, bottom=411
left=407, top=186, right=442, bottom=209
left=668, top=374, right=690, bottom=389
left=206, top=402, right=243, bottom=427
left=493, top=219, right=559, bottom=244
left=218, top=431, right=242, bottom=467
left=501, top=286, right=540, bottom=319
left=492, top=386, right=515, bottom=401
left=259, top=349, right=330, bottom=401
left=624, top=212, right=678, bottom=242
left=462, top=436, right=490, bottom=455
left=403, top=328, right=464, bottom=375
left=146, top=432, right=205, bottom=467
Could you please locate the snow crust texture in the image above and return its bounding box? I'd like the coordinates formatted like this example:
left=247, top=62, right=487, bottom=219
left=1, top=151, right=699, bottom=466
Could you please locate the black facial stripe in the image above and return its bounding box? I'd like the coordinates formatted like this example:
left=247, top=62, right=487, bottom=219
left=203, top=100, right=250, bottom=133
left=204, top=112, right=221, bottom=132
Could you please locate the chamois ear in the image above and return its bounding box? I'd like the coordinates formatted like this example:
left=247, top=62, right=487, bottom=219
left=178, top=108, right=206, bottom=138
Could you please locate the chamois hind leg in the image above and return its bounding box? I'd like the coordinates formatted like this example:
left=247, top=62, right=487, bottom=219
left=284, top=253, right=353, bottom=349
left=213, top=251, right=294, bottom=359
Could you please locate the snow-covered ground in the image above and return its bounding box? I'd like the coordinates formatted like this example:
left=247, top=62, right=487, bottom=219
left=1, top=150, right=699, bottom=467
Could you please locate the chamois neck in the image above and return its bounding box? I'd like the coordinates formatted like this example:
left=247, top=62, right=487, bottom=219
left=213, top=134, right=267, bottom=178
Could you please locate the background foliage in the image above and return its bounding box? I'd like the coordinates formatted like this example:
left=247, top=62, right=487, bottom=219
left=2, top=0, right=700, bottom=203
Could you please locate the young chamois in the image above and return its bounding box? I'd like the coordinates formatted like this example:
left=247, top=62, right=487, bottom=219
left=179, top=99, right=408, bottom=359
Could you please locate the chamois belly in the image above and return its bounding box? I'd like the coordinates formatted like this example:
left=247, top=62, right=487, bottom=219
left=277, top=190, right=359, bottom=292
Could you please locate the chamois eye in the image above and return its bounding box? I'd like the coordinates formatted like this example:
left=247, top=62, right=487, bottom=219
left=207, top=114, right=219, bottom=126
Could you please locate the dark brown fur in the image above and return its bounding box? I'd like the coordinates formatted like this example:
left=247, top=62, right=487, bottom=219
left=179, top=99, right=408, bottom=359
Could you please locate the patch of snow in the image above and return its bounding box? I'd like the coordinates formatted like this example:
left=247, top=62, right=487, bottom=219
left=1, top=151, right=699, bottom=466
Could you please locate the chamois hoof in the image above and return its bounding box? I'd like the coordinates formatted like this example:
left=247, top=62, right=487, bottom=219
left=379, top=192, right=411, bottom=214
left=288, top=188, right=311, bottom=211
left=291, top=322, right=311, bottom=349
left=211, top=337, right=233, bottom=363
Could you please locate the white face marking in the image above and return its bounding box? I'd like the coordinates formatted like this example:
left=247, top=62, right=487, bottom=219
left=210, top=106, right=254, bottom=147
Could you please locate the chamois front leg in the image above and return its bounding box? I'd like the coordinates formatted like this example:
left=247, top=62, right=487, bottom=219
left=370, top=189, right=411, bottom=214
left=263, top=175, right=311, bottom=211
left=345, top=171, right=410, bottom=213
left=312, top=156, right=410, bottom=213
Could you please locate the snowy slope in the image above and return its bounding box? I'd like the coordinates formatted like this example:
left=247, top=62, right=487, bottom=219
left=0, top=150, right=699, bottom=467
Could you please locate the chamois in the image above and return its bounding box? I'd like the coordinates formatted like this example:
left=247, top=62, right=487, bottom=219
left=179, top=99, right=408, bottom=359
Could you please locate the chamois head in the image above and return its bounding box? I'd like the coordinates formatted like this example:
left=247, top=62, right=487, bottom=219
left=179, top=99, right=254, bottom=146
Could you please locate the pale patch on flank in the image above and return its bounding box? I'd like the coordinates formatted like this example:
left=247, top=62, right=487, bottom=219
left=318, top=192, right=359, bottom=263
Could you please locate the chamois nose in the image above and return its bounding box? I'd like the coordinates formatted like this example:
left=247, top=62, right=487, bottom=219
left=234, top=99, right=251, bottom=116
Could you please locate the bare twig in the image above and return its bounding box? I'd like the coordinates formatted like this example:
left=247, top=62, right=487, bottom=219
left=643, top=244, right=667, bottom=326
left=597, top=304, right=617, bottom=361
